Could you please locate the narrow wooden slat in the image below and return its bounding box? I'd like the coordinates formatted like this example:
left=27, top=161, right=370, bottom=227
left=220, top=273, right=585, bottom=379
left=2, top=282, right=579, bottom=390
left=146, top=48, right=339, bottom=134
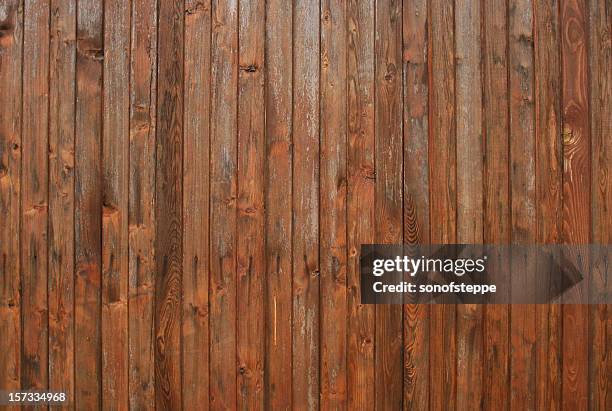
left=128, top=0, right=157, bottom=407
left=560, top=1, right=590, bottom=407
left=482, top=0, right=510, bottom=409
left=154, top=0, right=184, bottom=409
left=429, top=0, right=457, bottom=409
left=75, top=0, right=103, bottom=407
left=455, top=1, right=484, bottom=409
left=374, top=1, right=403, bottom=410
left=320, top=0, right=347, bottom=408
left=102, top=1, right=130, bottom=408
left=0, top=0, right=23, bottom=401
left=588, top=0, right=611, bottom=409
left=21, top=0, right=50, bottom=393
left=48, top=0, right=76, bottom=401
left=347, top=0, right=375, bottom=409
left=292, top=0, right=320, bottom=408
left=402, top=0, right=429, bottom=409
left=182, top=0, right=210, bottom=408
left=534, top=1, right=562, bottom=409
left=209, top=0, right=238, bottom=408
left=237, top=0, right=265, bottom=409
left=508, top=0, right=536, bottom=409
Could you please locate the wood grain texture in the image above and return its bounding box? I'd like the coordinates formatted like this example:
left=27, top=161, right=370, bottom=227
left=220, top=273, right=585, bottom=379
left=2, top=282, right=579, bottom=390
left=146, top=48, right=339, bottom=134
left=74, top=0, right=103, bottom=407
left=293, top=0, right=320, bottom=409
left=374, top=1, right=403, bottom=410
left=347, top=0, right=375, bottom=409
left=265, top=1, right=293, bottom=410
left=48, top=0, right=75, bottom=401
left=128, top=0, right=157, bottom=407
left=183, top=0, right=210, bottom=409
left=102, top=1, right=130, bottom=408
left=154, top=0, right=183, bottom=408
left=0, top=1, right=22, bottom=405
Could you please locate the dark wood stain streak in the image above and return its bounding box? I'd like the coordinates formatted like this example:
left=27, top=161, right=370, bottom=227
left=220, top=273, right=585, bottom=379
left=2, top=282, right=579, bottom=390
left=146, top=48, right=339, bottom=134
left=102, top=1, right=130, bottom=408
left=347, top=0, right=375, bottom=410
left=237, top=0, right=265, bottom=409
left=0, top=0, right=22, bottom=405
left=209, top=0, right=238, bottom=408
left=75, top=0, right=103, bottom=408
left=154, top=0, right=183, bottom=409
left=128, top=0, right=157, bottom=407
left=183, top=0, right=210, bottom=408
left=48, top=0, right=75, bottom=402
left=534, top=1, right=563, bottom=410
left=402, top=2, right=429, bottom=410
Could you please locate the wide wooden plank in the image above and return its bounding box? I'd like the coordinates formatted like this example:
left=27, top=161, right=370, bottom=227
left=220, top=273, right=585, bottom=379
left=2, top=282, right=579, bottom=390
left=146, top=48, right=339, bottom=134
left=154, top=0, right=183, bottom=408
left=508, top=0, right=537, bottom=409
left=588, top=0, right=611, bottom=409
left=0, top=0, right=23, bottom=401
left=455, top=1, right=484, bottom=409
left=293, top=0, right=320, bottom=409
left=534, top=1, right=563, bottom=409
left=402, top=0, right=429, bottom=409
left=347, top=0, right=375, bottom=410
left=102, top=1, right=130, bottom=408
left=320, top=0, right=348, bottom=409
left=48, top=0, right=76, bottom=402
left=209, top=0, right=238, bottom=408
left=429, top=0, right=457, bottom=409
left=237, top=0, right=265, bottom=409
left=75, top=0, right=103, bottom=407
left=128, top=0, right=157, bottom=407
left=482, top=0, right=510, bottom=409
left=183, top=0, right=210, bottom=409
left=21, top=0, right=50, bottom=393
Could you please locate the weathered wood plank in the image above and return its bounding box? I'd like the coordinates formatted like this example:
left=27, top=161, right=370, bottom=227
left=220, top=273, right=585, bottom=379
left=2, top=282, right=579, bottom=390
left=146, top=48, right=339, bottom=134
left=128, top=0, right=157, bottom=407
left=237, top=0, right=265, bottom=409
left=347, top=0, right=375, bottom=410
left=0, top=0, right=23, bottom=402
left=182, top=0, right=210, bottom=409
left=292, top=0, right=320, bottom=409
left=209, top=0, right=238, bottom=408
left=154, top=0, right=183, bottom=408
left=102, top=1, right=130, bottom=408
left=320, top=0, right=347, bottom=408
left=75, top=0, right=103, bottom=407
left=48, top=0, right=76, bottom=402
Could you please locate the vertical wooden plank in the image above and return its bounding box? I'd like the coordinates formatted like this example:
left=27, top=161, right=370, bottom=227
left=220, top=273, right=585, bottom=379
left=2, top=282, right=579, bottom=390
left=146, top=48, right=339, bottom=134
left=48, top=0, right=75, bottom=401
left=429, top=0, right=457, bottom=409
left=534, top=0, right=562, bottom=409
left=183, top=0, right=210, bottom=409
left=265, top=1, right=293, bottom=409
left=128, top=0, right=157, bottom=407
left=560, top=0, right=590, bottom=407
left=154, top=0, right=183, bottom=408
left=75, top=0, right=103, bottom=407
left=320, top=0, right=347, bottom=408
left=455, top=0, right=484, bottom=409
left=102, top=1, right=130, bottom=408
left=21, top=0, right=49, bottom=393
left=237, top=0, right=265, bottom=409
left=588, top=0, right=611, bottom=409
left=209, top=0, right=238, bottom=408
left=402, top=0, right=429, bottom=409
left=508, top=0, right=536, bottom=409
left=482, top=0, right=510, bottom=409
left=0, top=0, right=23, bottom=400
left=292, top=0, right=320, bottom=408
left=374, top=1, right=403, bottom=410
left=347, top=0, right=375, bottom=409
